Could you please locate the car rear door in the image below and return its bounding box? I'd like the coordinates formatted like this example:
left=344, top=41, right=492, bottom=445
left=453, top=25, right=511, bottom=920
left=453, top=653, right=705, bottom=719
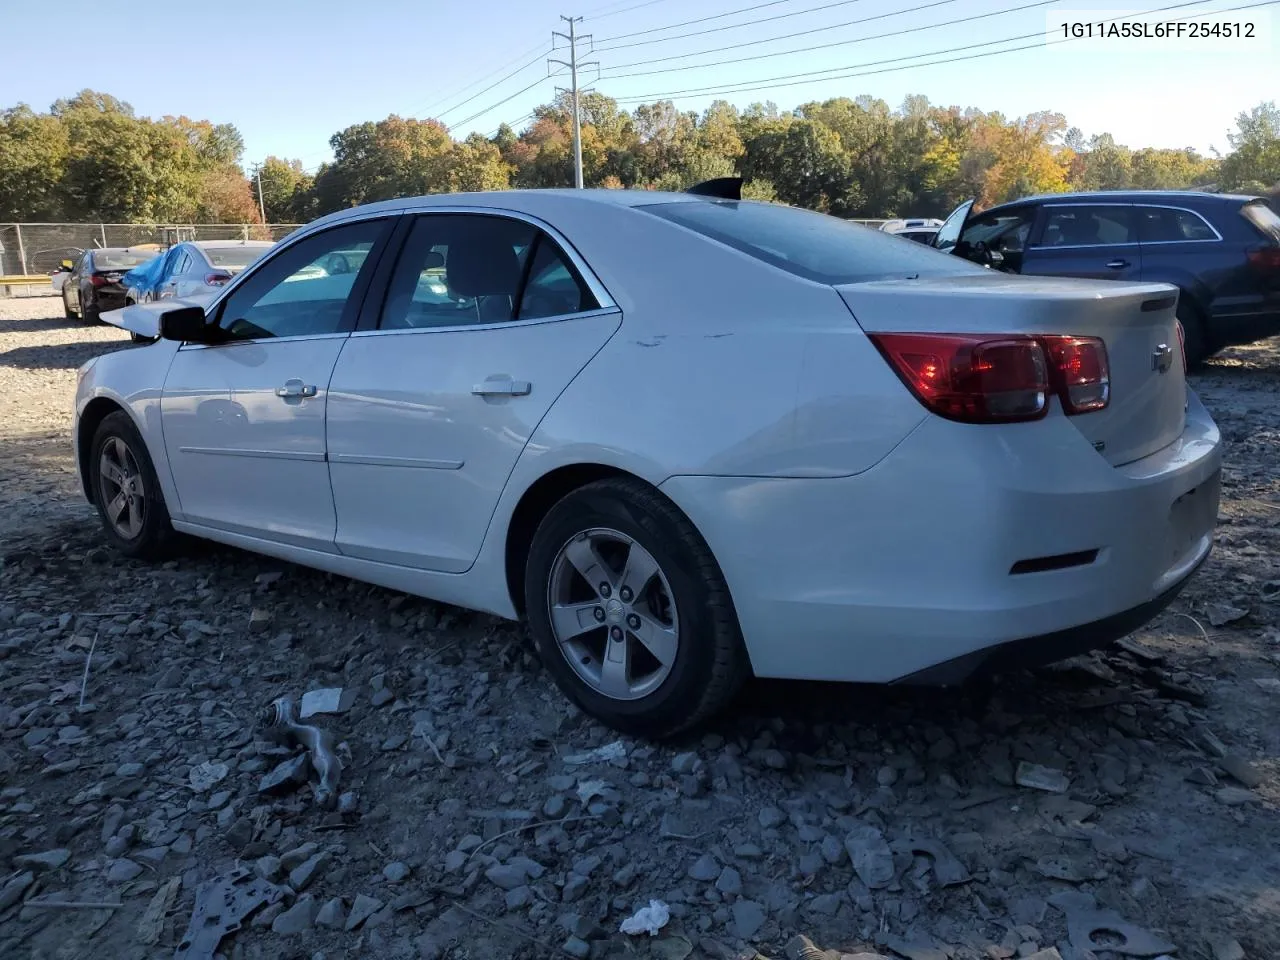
left=325, top=210, right=622, bottom=573
left=1021, top=203, right=1143, bottom=281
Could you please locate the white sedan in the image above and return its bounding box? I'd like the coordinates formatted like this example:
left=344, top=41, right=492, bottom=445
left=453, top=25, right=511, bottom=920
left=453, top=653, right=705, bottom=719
left=74, top=189, right=1222, bottom=738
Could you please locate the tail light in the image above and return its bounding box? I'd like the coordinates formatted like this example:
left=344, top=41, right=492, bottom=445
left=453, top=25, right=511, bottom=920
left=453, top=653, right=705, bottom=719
left=205, top=272, right=232, bottom=286
left=89, top=275, right=108, bottom=287
left=870, top=332, right=1110, bottom=424
left=1246, top=246, right=1280, bottom=274
left=1042, top=336, right=1110, bottom=413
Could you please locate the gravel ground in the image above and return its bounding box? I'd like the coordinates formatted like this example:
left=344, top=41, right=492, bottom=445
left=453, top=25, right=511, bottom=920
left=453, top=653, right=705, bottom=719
left=2, top=294, right=1279, bottom=960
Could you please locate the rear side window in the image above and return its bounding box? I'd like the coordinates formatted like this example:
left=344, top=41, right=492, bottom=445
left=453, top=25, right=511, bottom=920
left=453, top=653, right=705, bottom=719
left=1136, top=206, right=1218, bottom=243
left=639, top=200, right=985, bottom=284
left=379, top=214, right=598, bottom=330
left=1041, top=206, right=1136, bottom=247
left=1241, top=200, right=1280, bottom=243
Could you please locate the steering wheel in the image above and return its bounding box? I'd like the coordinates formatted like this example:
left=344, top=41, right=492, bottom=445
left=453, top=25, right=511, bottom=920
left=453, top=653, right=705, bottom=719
left=327, top=254, right=350, bottom=275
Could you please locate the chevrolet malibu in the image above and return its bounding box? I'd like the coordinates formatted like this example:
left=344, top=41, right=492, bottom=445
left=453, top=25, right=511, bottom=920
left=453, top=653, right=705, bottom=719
left=75, top=189, right=1222, bottom=738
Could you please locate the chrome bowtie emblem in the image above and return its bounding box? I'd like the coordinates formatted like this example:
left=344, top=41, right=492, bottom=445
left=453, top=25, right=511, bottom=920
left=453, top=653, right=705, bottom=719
left=1152, top=343, right=1173, bottom=373
left=605, top=598, right=625, bottom=624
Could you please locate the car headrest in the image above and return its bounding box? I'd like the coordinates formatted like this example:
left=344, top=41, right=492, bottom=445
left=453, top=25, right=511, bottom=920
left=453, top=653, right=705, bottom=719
left=446, top=236, right=521, bottom=299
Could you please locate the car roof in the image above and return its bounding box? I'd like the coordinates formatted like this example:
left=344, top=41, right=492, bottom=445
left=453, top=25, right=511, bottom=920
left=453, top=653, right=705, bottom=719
left=185, top=239, right=276, bottom=249
left=302, top=188, right=707, bottom=233
left=983, top=189, right=1260, bottom=214
left=90, top=246, right=157, bottom=256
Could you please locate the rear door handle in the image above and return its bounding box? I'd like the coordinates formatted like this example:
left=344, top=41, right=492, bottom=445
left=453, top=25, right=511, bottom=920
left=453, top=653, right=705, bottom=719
left=275, top=378, right=317, bottom=399
left=1105, top=259, right=1130, bottom=269
left=472, top=376, right=531, bottom=397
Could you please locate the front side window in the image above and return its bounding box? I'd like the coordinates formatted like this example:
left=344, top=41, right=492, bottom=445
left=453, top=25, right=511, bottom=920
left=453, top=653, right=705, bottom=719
left=641, top=200, right=984, bottom=284
left=379, top=214, right=598, bottom=330
left=213, top=219, right=387, bottom=341
left=1040, top=206, right=1136, bottom=247
left=1137, top=206, right=1217, bottom=243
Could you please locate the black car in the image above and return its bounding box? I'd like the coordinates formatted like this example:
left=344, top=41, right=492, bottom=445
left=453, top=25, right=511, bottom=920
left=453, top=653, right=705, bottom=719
left=59, top=247, right=158, bottom=323
left=933, top=190, right=1280, bottom=364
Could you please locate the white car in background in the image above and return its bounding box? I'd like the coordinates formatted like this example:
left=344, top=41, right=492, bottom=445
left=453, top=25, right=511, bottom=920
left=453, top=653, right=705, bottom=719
left=75, top=188, right=1221, bottom=739
left=129, top=240, right=274, bottom=304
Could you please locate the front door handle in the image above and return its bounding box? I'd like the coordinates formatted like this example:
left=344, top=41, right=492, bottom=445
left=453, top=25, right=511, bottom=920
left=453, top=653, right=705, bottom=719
left=1105, top=259, right=1130, bottom=269
left=472, top=376, right=531, bottom=397
left=275, top=378, right=318, bottom=399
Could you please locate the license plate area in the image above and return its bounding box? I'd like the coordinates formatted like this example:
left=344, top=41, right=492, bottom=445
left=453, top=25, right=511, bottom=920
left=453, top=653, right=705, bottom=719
left=1168, top=470, right=1220, bottom=567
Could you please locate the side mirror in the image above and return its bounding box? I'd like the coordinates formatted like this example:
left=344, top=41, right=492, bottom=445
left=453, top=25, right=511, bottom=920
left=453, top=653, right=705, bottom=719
left=158, top=306, right=210, bottom=343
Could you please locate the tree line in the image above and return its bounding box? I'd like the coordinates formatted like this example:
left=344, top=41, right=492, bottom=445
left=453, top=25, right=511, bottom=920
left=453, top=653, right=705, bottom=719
left=2, top=88, right=1277, bottom=226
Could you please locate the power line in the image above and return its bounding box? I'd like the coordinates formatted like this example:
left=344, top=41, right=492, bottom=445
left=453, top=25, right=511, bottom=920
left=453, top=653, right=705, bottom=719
left=449, top=71, right=564, bottom=132
left=407, top=41, right=551, bottom=122
left=600, top=0, right=1051, bottom=78
left=435, top=48, right=555, bottom=122
left=487, top=113, right=536, bottom=138
left=588, top=0, right=678, bottom=19
left=596, top=0, right=892, bottom=50
left=608, top=0, right=1273, bottom=102
left=597, top=0, right=812, bottom=42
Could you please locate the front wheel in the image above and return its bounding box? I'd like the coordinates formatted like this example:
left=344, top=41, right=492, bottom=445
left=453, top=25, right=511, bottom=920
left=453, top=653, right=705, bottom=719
left=524, top=478, right=747, bottom=739
left=63, top=289, right=78, bottom=319
left=89, top=411, right=176, bottom=559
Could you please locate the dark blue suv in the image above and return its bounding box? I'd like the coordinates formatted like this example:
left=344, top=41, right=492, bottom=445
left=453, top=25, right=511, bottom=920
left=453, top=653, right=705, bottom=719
left=933, top=191, right=1280, bottom=365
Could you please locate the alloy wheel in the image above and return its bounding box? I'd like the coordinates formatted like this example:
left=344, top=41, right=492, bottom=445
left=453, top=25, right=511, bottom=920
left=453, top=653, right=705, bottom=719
left=98, top=436, right=146, bottom=540
left=546, top=527, right=680, bottom=701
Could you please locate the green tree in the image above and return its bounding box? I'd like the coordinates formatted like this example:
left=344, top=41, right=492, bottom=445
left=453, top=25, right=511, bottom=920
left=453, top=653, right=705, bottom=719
left=256, top=156, right=313, bottom=222
left=1219, top=101, right=1280, bottom=191
left=0, top=105, right=70, bottom=221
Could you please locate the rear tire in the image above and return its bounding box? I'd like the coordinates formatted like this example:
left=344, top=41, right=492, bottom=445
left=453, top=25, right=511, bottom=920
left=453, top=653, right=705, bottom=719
left=524, top=477, right=748, bottom=740
left=82, top=299, right=100, bottom=324
left=89, top=411, right=176, bottom=560
left=1177, top=300, right=1210, bottom=369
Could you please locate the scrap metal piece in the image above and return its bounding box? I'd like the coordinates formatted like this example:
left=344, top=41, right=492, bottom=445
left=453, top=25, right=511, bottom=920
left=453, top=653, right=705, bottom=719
left=173, top=867, right=282, bottom=960
left=890, top=836, right=971, bottom=886
left=261, top=696, right=343, bottom=808
left=1067, top=908, right=1177, bottom=957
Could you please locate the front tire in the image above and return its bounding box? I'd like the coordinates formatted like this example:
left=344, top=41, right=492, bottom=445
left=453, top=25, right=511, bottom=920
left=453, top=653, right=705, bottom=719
left=524, top=478, right=747, bottom=739
left=63, top=289, right=78, bottom=319
left=89, top=411, right=176, bottom=559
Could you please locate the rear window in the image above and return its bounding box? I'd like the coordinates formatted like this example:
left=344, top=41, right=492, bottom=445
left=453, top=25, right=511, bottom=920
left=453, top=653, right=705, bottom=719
left=1241, top=201, right=1280, bottom=243
left=639, top=200, right=986, bottom=284
left=204, top=246, right=270, bottom=268
left=92, top=250, right=153, bottom=270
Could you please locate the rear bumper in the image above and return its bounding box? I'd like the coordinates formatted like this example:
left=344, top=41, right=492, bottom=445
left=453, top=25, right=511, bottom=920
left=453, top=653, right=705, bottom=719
left=894, top=549, right=1205, bottom=684
left=661, top=389, right=1221, bottom=684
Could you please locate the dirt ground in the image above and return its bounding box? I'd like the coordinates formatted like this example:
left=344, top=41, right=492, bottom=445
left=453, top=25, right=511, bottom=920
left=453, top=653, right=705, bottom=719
left=1, top=294, right=1278, bottom=960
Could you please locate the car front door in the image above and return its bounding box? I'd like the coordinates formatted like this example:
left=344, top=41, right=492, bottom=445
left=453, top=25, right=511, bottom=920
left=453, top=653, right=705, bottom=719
left=325, top=211, right=622, bottom=573
left=1021, top=203, right=1142, bottom=280
left=160, top=216, right=394, bottom=550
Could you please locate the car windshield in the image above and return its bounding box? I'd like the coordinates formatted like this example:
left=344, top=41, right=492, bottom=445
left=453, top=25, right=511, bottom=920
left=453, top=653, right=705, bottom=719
left=93, top=250, right=154, bottom=269
left=203, top=246, right=270, bottom=268
left=640, top=200, right=986, bottom=284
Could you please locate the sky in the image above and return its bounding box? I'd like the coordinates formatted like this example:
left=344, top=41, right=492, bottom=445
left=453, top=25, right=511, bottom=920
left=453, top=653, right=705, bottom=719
left=2, top=0, right=1277, bottom=171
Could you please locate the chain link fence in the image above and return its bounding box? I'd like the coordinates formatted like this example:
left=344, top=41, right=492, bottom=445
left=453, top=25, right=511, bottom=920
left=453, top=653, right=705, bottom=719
left=0, top=223, right=303, bottom=276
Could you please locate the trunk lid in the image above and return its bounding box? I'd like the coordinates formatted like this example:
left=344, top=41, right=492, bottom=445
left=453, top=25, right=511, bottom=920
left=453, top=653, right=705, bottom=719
left=837, top=273, right=1186, bottom=466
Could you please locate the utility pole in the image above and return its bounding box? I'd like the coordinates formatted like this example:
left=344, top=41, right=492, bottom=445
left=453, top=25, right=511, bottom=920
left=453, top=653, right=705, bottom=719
left=255, top=164, right=268, bottom=224
left=550, top=15, right=597, bottom=189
